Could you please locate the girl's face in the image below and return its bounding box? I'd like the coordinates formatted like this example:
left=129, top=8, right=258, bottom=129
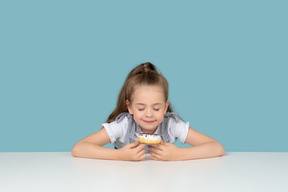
left=126, top=85, right=170, bottom=134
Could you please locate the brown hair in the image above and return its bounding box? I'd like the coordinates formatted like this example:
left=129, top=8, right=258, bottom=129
left=106, top=62, right=173, bottom=123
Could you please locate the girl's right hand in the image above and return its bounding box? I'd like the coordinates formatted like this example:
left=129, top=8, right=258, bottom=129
left=118, top=141, right=146, bottom=161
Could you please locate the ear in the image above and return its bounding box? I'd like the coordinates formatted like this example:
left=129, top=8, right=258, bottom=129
left=126, top=100, right=133, bottom=115
left=164, top=100, right=170, bottom=113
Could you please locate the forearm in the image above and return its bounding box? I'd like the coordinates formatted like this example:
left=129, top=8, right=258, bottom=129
left=71, top=142, right=120, bottom=160
left=179, top=142, right=225, bottom=160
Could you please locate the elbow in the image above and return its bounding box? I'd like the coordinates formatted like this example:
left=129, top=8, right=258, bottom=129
left=71, top=143, right=81, bottom=157
left=216, top=142, right=226, bottom=156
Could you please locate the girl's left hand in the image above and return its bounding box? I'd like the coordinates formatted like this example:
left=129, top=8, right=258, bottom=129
left=147, top=140, right=183, bottom=161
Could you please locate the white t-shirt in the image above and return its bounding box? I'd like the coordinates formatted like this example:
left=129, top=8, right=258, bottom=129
left=102, top=114, right=189, bottom=149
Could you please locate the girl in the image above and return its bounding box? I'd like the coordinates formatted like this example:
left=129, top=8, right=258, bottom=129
left=72, top=62, right=225, bottom=161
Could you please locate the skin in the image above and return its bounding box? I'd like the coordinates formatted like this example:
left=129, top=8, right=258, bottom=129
left=71, top=84, right=225, bottom=161
left=126, top=85, right=170, bottom=134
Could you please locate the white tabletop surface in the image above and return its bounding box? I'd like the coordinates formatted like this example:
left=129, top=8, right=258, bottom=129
left=0, top=152, right=287, bottom=192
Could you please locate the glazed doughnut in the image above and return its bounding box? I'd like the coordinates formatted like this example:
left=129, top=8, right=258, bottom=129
left=137, top=133, right=161, bottom=144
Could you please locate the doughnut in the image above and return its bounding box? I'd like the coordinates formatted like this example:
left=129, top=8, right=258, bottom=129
left=137, top=133, right=161, bottom=144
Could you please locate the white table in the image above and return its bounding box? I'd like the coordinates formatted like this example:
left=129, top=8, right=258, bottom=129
left=1, top=152, right=287, bottom=192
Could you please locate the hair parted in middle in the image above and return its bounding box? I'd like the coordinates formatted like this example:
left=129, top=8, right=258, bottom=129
left=106, top=62, right=173, bottom=123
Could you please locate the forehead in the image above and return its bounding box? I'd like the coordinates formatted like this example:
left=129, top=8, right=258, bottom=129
left=132, top=85, right=165, bottom=104
left=135, top=102, right=162, bottom=106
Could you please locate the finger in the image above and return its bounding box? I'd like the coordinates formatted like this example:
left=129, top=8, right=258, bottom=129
left=139, top=153, right=146, bottom=160
left=135, top=149, right=146, bottom=161
left=148, top=150, right=162, bottom=160
left=149, top=155, right=158, bottom=161
left=129, top=140, right=140, bottom=148
left=148, top=148, right=162, bottom=157
left=135, top=143, right=146, bottom=152
left=138, top=143, right=146, bottom=149
left=148, top=145, right=162, bottom=154
left=137, top=148, right=146, bottom=157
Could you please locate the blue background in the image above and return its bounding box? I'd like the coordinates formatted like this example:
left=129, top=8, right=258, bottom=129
left=0, top=1, right=287, bottom=152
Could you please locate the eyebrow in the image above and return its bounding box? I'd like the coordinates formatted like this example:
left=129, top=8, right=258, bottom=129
left=135, top=103, right=162, bottom=106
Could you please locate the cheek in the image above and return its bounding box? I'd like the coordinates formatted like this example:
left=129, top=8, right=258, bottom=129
left=133, top=114, right=144, bottom=125
left=158, top=116, right=164, bottom=122
left=155, top=113, right=164, bottom=121
left=132, top=112, right=142, bottom=120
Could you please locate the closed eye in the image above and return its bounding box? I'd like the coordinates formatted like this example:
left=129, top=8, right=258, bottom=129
left=138, top=108, right=160, bottom=111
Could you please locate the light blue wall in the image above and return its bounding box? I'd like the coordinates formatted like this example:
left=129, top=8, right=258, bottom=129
left=1, top=1, right=287, bottom=152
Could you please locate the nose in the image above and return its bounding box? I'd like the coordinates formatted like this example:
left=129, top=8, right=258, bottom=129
left=145, top=108, right=153, bottom=117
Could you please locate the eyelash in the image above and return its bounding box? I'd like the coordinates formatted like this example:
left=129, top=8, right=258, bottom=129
left=138, top=109, right=160, bottom=111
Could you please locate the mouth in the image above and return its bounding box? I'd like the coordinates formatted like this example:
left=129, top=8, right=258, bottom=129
left=143, top=120, right=156, bottom=124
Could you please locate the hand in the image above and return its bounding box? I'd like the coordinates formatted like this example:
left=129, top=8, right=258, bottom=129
left=148, top=140, right=183, bottom=161
left=118, top=141, right=146, bottom=161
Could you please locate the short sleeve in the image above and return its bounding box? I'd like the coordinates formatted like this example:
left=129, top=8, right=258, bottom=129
left=168, top=117, right=189, bottom=144
left=101, top=116, right=128, bottom=144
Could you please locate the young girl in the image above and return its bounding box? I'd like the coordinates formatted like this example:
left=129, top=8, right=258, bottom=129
left=72, top=62, right=225, bottom=161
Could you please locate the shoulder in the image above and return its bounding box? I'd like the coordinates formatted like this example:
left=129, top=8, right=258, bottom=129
left=165, top=111, right=188, bottom=132
left=104, top=112, right=131, bottom=129
left=101, top=112, right=131, bottom=143
left=165, top=112, right=189, bottom=143
left=164, top=112, right=184, bottom=123
left=115, top=112, right=133, bottom=123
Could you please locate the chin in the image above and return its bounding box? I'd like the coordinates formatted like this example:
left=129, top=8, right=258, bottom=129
left=140, top=125, right=159, bottom=133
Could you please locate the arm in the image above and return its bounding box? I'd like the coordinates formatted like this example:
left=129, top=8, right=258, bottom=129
left=180, top=127, right=225, bottom=160
left=71, top=128, right=119, bottom=160
left=148, top=127, right=225, bottom=161
left=71, top=128, right=146, bottom=161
